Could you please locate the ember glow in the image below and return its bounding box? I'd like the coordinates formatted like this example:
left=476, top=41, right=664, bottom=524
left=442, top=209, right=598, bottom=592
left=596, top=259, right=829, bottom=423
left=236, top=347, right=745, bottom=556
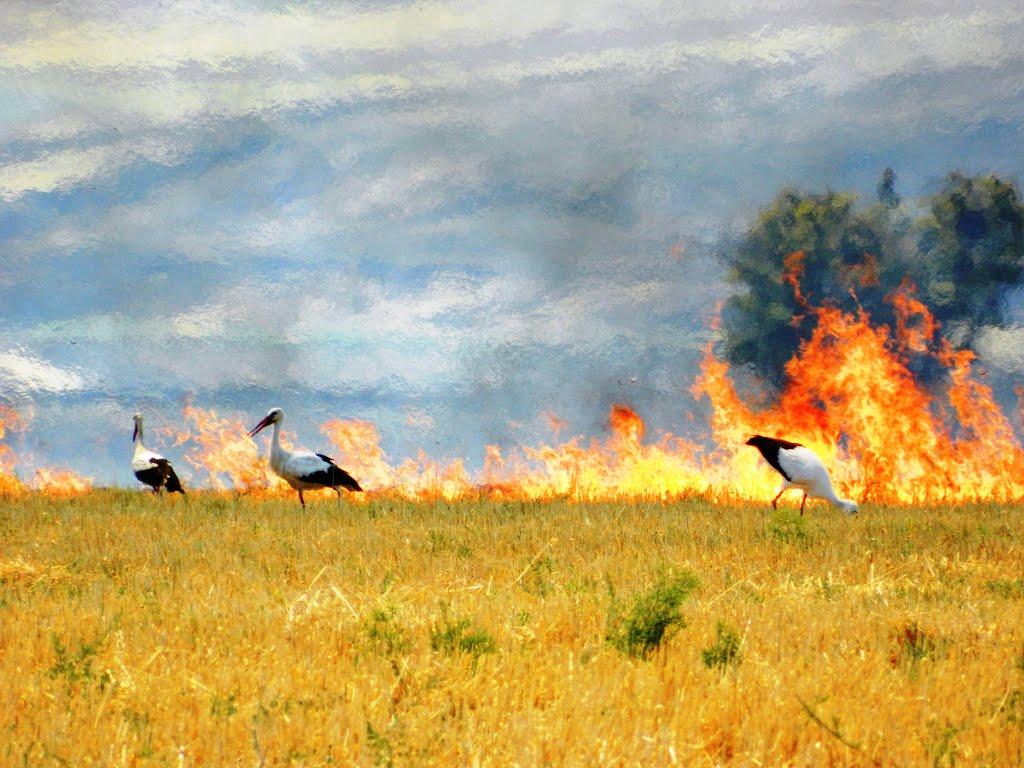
left=0, top=405, right=92, bottom=496
left=32, top=468, right=93, bottom=496
left=6, top=264, right=1024, bottom=504
left=315, top=274, right=1024, bottom=504
left=0, top=405, right=23, bottom=496
left=170, top=403, right=289, bottom=493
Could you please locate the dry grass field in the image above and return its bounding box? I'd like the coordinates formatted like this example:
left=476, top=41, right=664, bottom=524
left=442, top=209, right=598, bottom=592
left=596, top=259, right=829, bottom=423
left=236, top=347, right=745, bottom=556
left=2, top=491, right=1024, bottom=766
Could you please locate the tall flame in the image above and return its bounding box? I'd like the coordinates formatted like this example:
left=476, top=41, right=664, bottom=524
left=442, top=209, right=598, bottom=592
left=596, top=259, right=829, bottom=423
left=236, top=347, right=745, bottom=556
left=0, top=404, right=91, bottom=496
left=33, top=467, right=93, bottom=496
left=0, top=405, right=24, bottom=496
left=8, top=253, right=1024, bottom=505
left=312, top=267, right=1024, bottom=504
left=692, top=290, right=1024, bottom=504
left=170, top=403, right=289, bottom=493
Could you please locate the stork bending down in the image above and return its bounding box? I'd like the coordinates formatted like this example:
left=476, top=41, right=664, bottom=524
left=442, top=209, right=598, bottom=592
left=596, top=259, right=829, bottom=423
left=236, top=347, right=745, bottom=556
left=132, top=413, right=184, bottom=494
left=248, top=407, right=362, bottom=508
left=745, top=435, right=857, bottom=515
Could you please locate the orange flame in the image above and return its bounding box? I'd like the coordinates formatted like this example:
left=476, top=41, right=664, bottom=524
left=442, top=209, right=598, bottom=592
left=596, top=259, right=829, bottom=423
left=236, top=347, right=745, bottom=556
left=0, top=404, right=91, bottom=496
left=169, top=403, right=288, bottom=493
left=691, top=282, right=1024, bottom=504
left=7, top=256, right=1024, bottom=506
left=167, top=276, right=1024, bottom=505
left=0, top=405, right=24, bottom=496
left=842, top=252, right=881, bottom=289
left=33, top=467, right=92, bottom=495
left=313, top=275, right=1024, bottom=504
left=542, top=411, right=569, bottom=437
left=320, top=418, right=473, bottom=500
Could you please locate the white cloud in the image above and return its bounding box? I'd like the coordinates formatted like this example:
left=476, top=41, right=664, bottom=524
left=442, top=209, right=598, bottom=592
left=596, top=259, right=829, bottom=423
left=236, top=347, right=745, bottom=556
left=2, top=3, right=1019, bottom=133
left=0, top=351, right=87, bottom=394
left=0, top=138, right=185, bottom=201
left=0, top=0, right=706, bottom=71
left=0, top=146, right=115, bottom=201
left=977, top=325, right=1024, bottom=372
left=0, top=1, right=1018, bottom=213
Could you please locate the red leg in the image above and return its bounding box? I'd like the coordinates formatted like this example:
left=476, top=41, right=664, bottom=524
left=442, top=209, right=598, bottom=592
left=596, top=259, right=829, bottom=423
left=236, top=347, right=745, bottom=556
left=800, top=492, right=807, bottom=515
left=771, top=489, right=784, bottom=510
left=298, top=489, right=305, bottom=509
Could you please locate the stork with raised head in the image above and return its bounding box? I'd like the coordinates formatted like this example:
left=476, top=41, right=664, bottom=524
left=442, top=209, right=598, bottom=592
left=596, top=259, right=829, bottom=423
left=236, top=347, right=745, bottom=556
left=132, top=413, right=184, bottom=494
left=248, top=407, right=362, bottom=508
left=745, top=435, right=857, bottom=515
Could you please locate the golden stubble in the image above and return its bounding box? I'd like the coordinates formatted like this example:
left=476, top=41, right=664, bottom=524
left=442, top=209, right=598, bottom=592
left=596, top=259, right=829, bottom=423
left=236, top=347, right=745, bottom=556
left=1, top=491, right=1022, bottom=766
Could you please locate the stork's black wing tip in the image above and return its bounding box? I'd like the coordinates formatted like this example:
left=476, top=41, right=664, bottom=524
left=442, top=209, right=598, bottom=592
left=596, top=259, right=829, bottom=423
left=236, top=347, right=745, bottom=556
left=150, top=457, right=185, bottom=493
left=165, top=466, right=185, bottom=494
left=334, top=467, right=362, bottom=492
left=314, top=454, right=361, bottom=492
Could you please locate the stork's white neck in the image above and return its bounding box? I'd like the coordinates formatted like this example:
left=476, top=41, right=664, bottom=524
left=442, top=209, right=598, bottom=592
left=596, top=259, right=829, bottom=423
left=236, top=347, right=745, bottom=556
left=822, top=488, right=857, bottom=513
left=268, top=419, right=287, bottom=470
left=133, top=421, right=145, bottom=453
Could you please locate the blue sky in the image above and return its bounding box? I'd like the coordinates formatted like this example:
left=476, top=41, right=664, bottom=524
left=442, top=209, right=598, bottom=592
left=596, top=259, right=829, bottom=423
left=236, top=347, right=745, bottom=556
left=1, top=0, right=1023, bottom=485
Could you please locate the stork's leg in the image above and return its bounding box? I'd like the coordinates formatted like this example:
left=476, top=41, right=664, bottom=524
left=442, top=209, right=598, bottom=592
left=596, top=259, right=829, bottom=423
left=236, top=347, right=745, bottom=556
left=298, top=489, right=306, bottom=509
left=771, top=489, right=785, bottom=510
left=800, top=492, right=807, bottom=516
left=334, top=488, right=342, bottom=510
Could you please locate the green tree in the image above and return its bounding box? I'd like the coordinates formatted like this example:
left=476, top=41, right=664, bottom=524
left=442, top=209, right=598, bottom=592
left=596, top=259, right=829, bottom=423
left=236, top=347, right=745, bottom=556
left=877, top=167, right=901, bottom=209
left=721, top=182, right=905, bottom=389
left=911, top=172, right=1024, bottom=345
left=720, top=170, right=1024, bottom=390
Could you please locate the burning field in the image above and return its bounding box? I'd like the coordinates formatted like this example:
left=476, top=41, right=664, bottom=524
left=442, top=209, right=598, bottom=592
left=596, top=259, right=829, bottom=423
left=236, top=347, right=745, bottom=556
left=1, top=280, right=1023, bottom=765
left=151, top=282, right=1024, bottom=505
left=4, top=270, right=1024, bottom=506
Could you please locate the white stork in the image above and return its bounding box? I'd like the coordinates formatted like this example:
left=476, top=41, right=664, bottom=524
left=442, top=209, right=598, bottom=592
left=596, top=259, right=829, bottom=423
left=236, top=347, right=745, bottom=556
left=745, top=435, right=857, bottom=515
left=132, top=413, right=184, bottom=494
left=248, top=407, right=362, bottom=508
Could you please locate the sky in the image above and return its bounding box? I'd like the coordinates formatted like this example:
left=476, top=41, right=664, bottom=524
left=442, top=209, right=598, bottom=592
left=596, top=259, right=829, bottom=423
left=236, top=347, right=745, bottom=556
left=1, top=0, right=1024, bottom=486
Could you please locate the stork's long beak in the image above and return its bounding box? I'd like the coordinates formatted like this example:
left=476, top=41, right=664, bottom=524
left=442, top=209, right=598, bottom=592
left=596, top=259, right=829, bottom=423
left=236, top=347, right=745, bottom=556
left=248, top=414, right=273, bottom=437
left=132, top=424, right=138, bottom=442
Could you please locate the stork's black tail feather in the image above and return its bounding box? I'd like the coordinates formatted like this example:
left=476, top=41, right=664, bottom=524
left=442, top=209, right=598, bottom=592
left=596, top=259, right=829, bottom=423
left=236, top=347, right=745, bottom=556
left=315, top=454, right=362, bottom=492
left=152, top=458, right=185, bottom=494
left=328, top=465, right=362, bottom=492
left=165, top=465, right=185, bottom=494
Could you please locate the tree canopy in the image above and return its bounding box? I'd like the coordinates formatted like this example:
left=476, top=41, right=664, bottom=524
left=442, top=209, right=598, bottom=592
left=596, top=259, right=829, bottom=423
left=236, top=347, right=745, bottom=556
left=721, top=170, right=1024, bottom=390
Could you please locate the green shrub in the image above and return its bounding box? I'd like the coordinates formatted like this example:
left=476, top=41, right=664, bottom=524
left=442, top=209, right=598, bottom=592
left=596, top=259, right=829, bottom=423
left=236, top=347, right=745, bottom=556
left=767, top=508, right=810, bottom=546
left=986, top=579, right=1024, bottom=599
left=48, top=634, right=112, bottom=692
left=702, top=621, right=742, bottom=669
left=430, top=616, right=496, bottom=659
left=365, top=604, right=409, bottom=658
left=607, top=571, right=700, bottom=659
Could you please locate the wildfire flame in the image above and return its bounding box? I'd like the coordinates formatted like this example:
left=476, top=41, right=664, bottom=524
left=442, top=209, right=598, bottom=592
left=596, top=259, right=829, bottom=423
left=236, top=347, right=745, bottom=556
left=689, top=269, right=1024, bottom=504
left=0, top=404, right=91, bottom=496
left=169, top=403, right=289, bottom=493
left=7, top=253, right=1024, bottom=505
left=33, top=467, right=93, bottom=496
left=0, top=405, right=24, bottom=496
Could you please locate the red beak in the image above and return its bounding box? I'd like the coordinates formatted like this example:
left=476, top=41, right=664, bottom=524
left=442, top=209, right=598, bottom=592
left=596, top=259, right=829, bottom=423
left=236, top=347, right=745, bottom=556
left=248, top=414, right=272, bottom=438
left=132, top=424, right=138, bottom=442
